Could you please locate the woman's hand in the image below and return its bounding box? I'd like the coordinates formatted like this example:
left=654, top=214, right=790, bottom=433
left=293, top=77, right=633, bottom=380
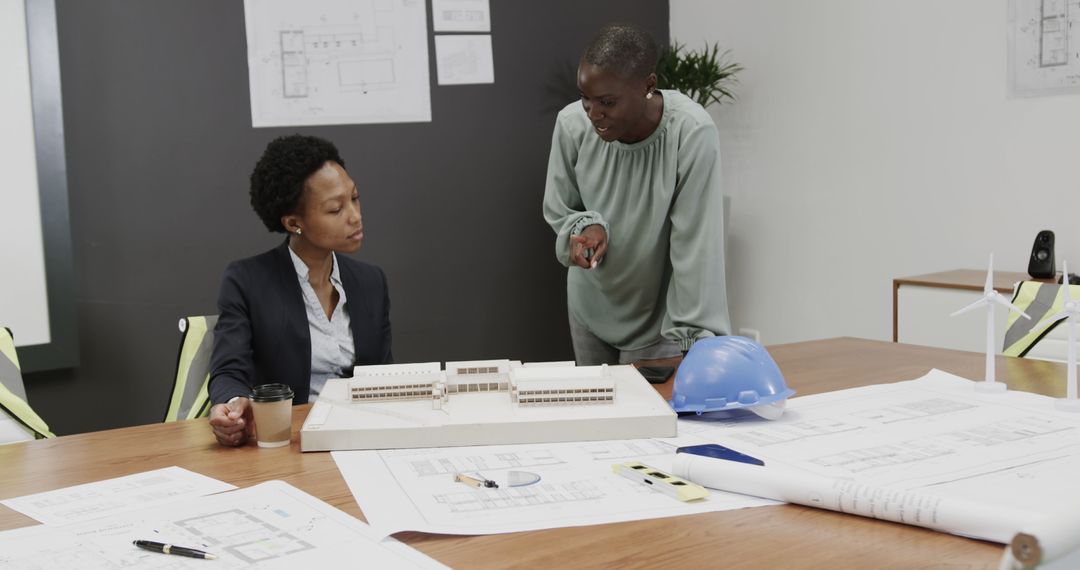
left=209, top=397, right=254, bottom=447
left=569, top=224, right=608, bottom=269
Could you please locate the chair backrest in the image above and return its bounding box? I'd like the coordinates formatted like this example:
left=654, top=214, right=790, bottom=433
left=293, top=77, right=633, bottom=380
left=1003, top=281, right=1080, bottom=362
left=0, top=327, right=55, bottom=442
left=164, top=315, right=218, bottom=422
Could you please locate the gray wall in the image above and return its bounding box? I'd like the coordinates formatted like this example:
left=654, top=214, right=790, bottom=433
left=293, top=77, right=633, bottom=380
left=22, top=0, right=669, bottom=434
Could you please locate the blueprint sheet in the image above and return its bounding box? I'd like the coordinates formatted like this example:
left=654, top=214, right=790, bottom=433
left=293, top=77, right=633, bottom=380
left=0, top=480, right=446, bottom=569
left=1, top=466, right=236, bottom=526
left=333, top=369, right=1080, bottom=537
left=678, top=369, right=1080, bottom=516
left=333, top=437, right=775, bottom=537
left=244, top=0, right=431, bottom=126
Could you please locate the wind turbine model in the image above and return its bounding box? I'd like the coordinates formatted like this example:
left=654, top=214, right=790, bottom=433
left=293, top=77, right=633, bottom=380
left=950, top=253, right=1030, bottom=392
left=1036, top=261, right=1080, bottom=412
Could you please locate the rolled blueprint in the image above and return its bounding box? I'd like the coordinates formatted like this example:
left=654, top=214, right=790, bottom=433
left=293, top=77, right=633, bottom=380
left=672, top=452, right=1036, bottom=543
left=1007, top=509, right=1080, bottom=569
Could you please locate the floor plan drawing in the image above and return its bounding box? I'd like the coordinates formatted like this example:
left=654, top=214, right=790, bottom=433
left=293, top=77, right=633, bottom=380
left=1009, top=0, right=1080, bottom=95
left=245, top=0, right=431, bottom=126
left=432, top=481, right=605, bottom=513
left=173, top=509, right=316, bottom=564
left=710, top=418, right=865, bottom=448
left=406, top=450, right=563, bottom=478
left=680, top=370, right=1080, bottom=489
left=333, top=438, right=775, bottom=536
left=0, top=466, right=236, bottom=526
left=0, top=481, right=446, bottom=569
left=851, top=398, right=977, bottom=424
left=580, top=439, right=675, bottom=460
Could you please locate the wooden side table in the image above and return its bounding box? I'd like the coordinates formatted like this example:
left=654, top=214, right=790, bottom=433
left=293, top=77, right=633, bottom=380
left=892, top=270, right=1045, bottom=352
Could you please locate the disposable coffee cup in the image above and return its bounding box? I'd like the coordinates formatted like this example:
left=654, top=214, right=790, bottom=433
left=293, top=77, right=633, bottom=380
left=250, top=383, right=294, bottom=448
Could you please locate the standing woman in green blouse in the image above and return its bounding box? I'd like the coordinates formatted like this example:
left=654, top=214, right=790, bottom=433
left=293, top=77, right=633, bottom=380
left=543, top=23, right=730, bottom=367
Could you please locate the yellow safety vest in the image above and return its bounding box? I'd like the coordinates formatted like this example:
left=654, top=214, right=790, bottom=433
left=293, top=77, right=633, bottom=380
left=0, top=328, right=55, bottom=439
left=1002, top=281, right=1080, bottom=357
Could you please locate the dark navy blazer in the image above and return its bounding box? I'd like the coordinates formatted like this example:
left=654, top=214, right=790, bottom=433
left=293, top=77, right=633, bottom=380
left=208, top=241, right=393, bottom=405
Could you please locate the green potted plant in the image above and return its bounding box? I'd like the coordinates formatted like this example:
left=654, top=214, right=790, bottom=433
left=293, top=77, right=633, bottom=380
left=656, top=42, right=744, bottom=108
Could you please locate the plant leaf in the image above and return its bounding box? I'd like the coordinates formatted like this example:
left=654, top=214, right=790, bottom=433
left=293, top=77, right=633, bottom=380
left=656, top=41, right=743, bottom=107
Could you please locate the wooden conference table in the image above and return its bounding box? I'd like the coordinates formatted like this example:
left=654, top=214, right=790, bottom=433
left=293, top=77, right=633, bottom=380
left=0, top=337, right=1068, bottom=569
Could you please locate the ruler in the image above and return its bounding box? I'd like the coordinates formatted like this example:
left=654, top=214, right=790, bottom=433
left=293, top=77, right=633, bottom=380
left=613, top=461, right=709, bottom=502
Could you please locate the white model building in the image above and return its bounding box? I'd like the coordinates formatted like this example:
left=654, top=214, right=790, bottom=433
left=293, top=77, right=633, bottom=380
left=444, top=359, right=512, bottom=394
left=510, top=365, right=614, bottom=406
left=346, top=360, right=615, bottom=409
left=349, top=362, right=444, bottom=403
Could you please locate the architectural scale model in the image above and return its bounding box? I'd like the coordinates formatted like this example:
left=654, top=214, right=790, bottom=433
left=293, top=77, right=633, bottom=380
left=347, top=359, right=615, bottom=409
left=300, top=360, right=675, bottom=452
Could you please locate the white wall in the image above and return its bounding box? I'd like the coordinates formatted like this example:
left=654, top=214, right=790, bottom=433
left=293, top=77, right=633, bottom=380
left=672, top=0, right=1080, bottom=345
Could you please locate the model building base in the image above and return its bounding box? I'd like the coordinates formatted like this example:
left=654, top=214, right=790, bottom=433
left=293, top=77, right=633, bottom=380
left=300, top=364, right=676, bottom=452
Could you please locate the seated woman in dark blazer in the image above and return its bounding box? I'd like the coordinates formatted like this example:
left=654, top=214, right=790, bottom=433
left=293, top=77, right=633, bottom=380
left=208, top=134, right=392, bottom=446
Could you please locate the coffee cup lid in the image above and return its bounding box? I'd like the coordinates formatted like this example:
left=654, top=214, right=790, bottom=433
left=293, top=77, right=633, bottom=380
left=251, top=383, right=294, bottom=402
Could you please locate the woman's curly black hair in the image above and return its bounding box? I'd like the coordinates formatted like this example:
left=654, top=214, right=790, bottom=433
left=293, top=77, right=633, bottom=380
left=249, top=134, right=345, bottom=233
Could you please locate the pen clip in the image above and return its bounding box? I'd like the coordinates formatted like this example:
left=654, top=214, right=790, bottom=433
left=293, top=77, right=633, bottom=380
left=454, top=473, right=498, bottom=489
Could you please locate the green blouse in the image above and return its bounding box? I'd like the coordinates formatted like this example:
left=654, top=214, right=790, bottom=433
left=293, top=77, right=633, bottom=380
left=542, top=90, right=731, bottom=351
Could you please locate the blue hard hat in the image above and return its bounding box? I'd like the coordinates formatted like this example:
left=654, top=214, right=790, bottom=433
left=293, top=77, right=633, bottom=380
left=670, top=336, right=795, bottom=419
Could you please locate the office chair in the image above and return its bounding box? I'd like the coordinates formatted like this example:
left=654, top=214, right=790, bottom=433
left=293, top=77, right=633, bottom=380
left=0, top=327, right=56, bottom=442
left=164, top=315, right=218, bottom=422
left=1002, top=281, right=1080, bottom=362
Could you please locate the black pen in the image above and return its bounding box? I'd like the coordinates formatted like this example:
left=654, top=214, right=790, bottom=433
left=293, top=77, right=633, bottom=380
left=133, top=540, right=217, bottom=560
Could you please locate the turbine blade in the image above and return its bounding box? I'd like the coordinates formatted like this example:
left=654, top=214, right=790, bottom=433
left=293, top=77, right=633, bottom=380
left=993, top=294, right=1031, bottom=319
left=950, top=298, right=986, bottom=317
left=985, top=253, right=994, bottom=294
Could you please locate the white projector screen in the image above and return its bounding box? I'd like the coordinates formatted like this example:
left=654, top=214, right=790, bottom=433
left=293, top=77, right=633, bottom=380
left=0, top=0, right=78, bottom=371
left=1, top=0, right=51, bottom=347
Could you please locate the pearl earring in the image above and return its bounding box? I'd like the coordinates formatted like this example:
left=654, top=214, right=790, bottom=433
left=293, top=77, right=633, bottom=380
left=295, top=229, right=302, bottom=236
left=646, top=92, right=653, bottom=100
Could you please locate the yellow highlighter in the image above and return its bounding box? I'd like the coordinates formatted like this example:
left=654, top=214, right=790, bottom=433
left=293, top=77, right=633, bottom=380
left=613, top=461, right=709, bottom=502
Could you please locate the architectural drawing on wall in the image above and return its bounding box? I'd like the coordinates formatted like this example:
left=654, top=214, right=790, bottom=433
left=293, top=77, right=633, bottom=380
left=244, top=0, right=431, bottom=127
left=1009, top=0, right=1080, bottom=96
left=434, top=34, right=495, bottom=85
left=431, top=0, right=491, bottom=32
